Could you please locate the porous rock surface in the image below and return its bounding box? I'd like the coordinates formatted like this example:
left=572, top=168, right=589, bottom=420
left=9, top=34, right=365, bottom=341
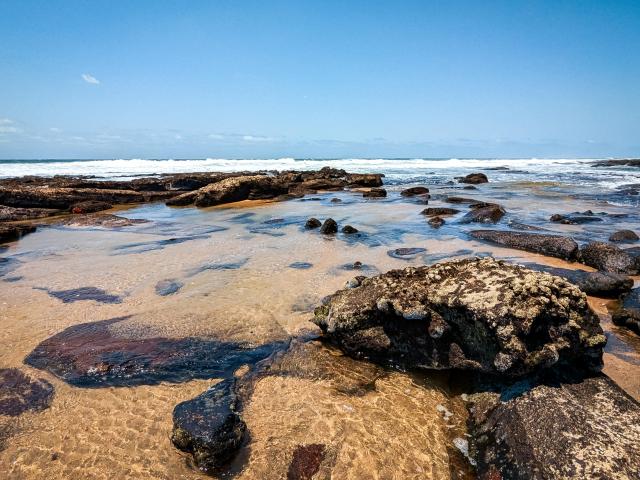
left=468, top=374, right=640, bottom=480
left=313, top=258, right=605, bottom=376
left=470, top=230, right=579, bottom=260
left=579, top=241, right=639, bottom=274
left=612, top=288, right=640, bottom=335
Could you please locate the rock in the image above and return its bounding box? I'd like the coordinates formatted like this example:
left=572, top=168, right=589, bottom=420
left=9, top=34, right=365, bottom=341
left=289, top=178, right=346, bottom=194
left=171, top=379, right=246, bottom=473
left=468, top=374, right=640, bottom=479
left=428, top=216, right=445, bottom=228
left=400, top=187, right=430, bottom=197
left=287, top=444, right=326, bottom=480
left=341, top=225, right=358, bottom=234
left=346, top=173, right=384, bottom=187
left=0, top=224, right=36, bottom=243
left=524, top=264, right=633, bottom=298
left=421, top=207, right=460, bottom=216
left=155, top=279, right=184, bottom=296
left=507, top=221, right=546, bottom=231
left=192, top=175, right=288, bottom=207
left=460, top=204, right=505, bottom=224
left=0, top=368, right=54, bottom=416
left=579, top=242, right=639, bottom=274
left=313, top=258, right=605, bottom=376
left=609, top=229, right=639, bottom=243
left=319, top=218, right=338, bottom=234
left=55, top=214, right=148, bottom=228
left=387, top=247, right=426, bottom=259
left=362, top=188, right=387, bottom=198
left=25, top=317, right=285, bottom=387
left=458, top=173, right=488, bottom=184
left=445, top=197, right=477, bottom=204
left=592, top=158, right=640, bottom=167
left=470, top=230, right=579, bottom=260
left=612, top=288, right=640, bottom=335
left=69, top=200, right=112, bottom=214
left=0, top=205, right=60, bottom=221
left=304, top=218, right=322, bottom=229
left=330, top=198, right=342, bottom=203
left=289, top=262, right=313, bottom=269
left=550, top=212, right=603, bottom=224
left=38, top=286, right=123, bottom=304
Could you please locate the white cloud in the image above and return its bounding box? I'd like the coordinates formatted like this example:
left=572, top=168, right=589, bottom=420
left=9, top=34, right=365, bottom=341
left=49, top=127, right=62, bottom=133
left=81, top=73, right=100, bottom=84
left=0, top=126, right=19, bottom=133
left=0, top=118, right=14, bottom=125
left=208, top=133, right=225, bottom=140
left=242, top=134, right=273, bottom=142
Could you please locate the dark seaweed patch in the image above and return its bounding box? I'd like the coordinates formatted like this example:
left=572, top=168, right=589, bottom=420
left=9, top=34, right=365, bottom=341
left=188, top=257, right=249, bottom=276
left=287, top=444, right=326, bottom=480
left=289, top=262, right=313, bottom=270
left=0, top=368, right=54, bottom=416
left=36, top=286, right=123, bottom=304
left=24, top=317, right=287, bottom=387
left=112, top=234, right=211, bottom=255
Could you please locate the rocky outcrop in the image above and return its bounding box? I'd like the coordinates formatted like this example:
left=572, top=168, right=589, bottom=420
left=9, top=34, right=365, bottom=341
left=0, top=224, right=36, bottom=243
left=579, top=241, right=639, bottom=274
left=458, top=173, right=488, bottom=184
left=609, top=229, right=639, bottom=243
left=55, top=214, right=148, bottom=228
left=470, top=230, right=579, bottom=260
left=592, top=158, right=640, bottom=167
left=191, top=176, right=289, bottom=207
left=460, top=204, right=505, bottom=224
left=612, top=288, right=640, bottom=335
left=421, top=207, right=460, bottom=216
left=346, top=173, right=384, bottom=187
left=313, top=258, right=605, bottom=376
left=0, top=205, right=60, bottom=221
left=362, top=188, right=387, bottom=198
left=69, top=200, right=112, bottom=214
left=171, top=379, right=246, bottom=473
left=524, top=264, right=633, bottom=298
left=468, top=374, right=640, bottom=480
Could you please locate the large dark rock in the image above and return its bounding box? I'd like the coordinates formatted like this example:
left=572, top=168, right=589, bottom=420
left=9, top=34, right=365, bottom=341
left=592, top=158, right=640, bottom=167
left=524, top=264, right=633, bottom=298
left=609, top=229, right=639, bottom=243
left=612, top=288, right=640, bottom=335
left=400, top=186, right=430, bottom=197
left=470, top=230, right=579, bottom=260
left=550, top=212, right=603, bottom=224
left=421, top=207, right=460, bottom=216
left=362, top=188, right=387, bottom=198
left=192, top=175, right=288, bottom=207
left=579, top=241, right=639, bottom=274
left=313, top=258, right=605, bottom=376
left=24, top=317, right=284, bottom=387
left=458, top=173, right=488, bottom=184
left=171, top=379, right=246, bottom=474
left=319, top=218, right=338, bottom=234
left=0, top=205, right=60, bottom=221
left=0, top=368, right=54, bottom=416
left=304, top=218, right=322, bottom=229
left=0, top=224, right=36, bottom=243
left=346, top=173, right=384, bottom=187
left=468, top=374, right=640, bottom=480
left=460, top=204, right=505, bottom=224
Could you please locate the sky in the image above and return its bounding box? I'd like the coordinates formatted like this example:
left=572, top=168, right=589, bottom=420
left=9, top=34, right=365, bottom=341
left=1, top=0, right=639, bottom=159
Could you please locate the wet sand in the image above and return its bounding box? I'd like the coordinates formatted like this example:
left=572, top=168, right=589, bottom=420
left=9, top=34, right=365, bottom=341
left=0, top=178, right=638, bottom=479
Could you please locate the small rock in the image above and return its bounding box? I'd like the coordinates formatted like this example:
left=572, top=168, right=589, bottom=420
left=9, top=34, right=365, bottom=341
left=428, top=216, right=445, bottom=228
left=612, top=288, right=640, bottom=335
left=330, top=198, right=342, bottom=203
left=69, top=200, right=113, bottom=214
left=460, top=204, right=506, bottom=224
left=387, top=247, right=427, bottom=259
left=155, top=279, right=183, bottom=296
left=400, top=187, right=430, bottom=197
left=609, top=230, right=639, bottom=243
left=458, top=173, right=488, bottom=184
left=304, top=218, right=322, bottom=229
left=362, top=188, right=387, bottom=198
left=421, top=207, right=460, bottom=216
left=319, top=218, right=338, bottom=234
left=580, top=242, right=639, bottom=274
left=341, top=225, right=358, bottom=234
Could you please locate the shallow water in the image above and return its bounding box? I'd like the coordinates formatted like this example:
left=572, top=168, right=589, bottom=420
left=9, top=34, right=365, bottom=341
left=0, top=166, right=639, bottom=479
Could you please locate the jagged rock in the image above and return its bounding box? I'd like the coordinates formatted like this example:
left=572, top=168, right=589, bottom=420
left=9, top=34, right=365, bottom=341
left=320, top=218, right=338, bottom=234
left=458, top=173, right=488, bottom=184
left=69, top=200, right=112, bottom=214
left=421, top=207, right=460, bottom=216
left=468, top=374, right=640, bottom=480
left=0, top=368, right=55, bottom=416
left=400, top=187, right=430, bottom=197
left=313, top=258, right=605, bottom=376
left=55, top=214, right=148, bottom=228
left=612, top=288, right=640, bottom=335
left=609, top=229, right=639, bottom=243
left=304, top=218, right=322, bottom=229
left=171, top=379, right=246, bottom=473
left=460, top=204, right=505, bottom=224
left=341, top=225, right=358, bottom=234
left=470, top=230, right=579, bottom=260
left=191, top=175, right=288, bottom=207
left=289, top=178, right=346, bottom=194
left=346, top=173, right=384, bottom=187
left=0, top=224, right=36, bottom=243
left=579, top=242, right=639, bottom=274
left=362, top=188, right=387, bottom=198
left=524, top=264, right=633, bottom=298
left=0, top=205, right=60, bottom=221
left=428, top=216, right=445, bottom=228
left=592, top=158, right=640, bottom=167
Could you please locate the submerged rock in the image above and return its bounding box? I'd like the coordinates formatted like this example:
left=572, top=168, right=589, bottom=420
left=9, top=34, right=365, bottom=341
left=304, top=217, right=322, bottom=229
left=550, top=212, right=603, bottom=224
left=458, top=173, right=488, bottom=184
left=400, top=186, right=430, bottom=197
left=387, top=247, right=426, bottom=259
left=56, top=213, right=148, bottom=228
left=468, top=374, right=640, bottom=480
left=427, top=216, right=445, bottom=228
left=38, top=286, right=123, bottom=304
left=171, top=379, right=246, bottom=474
left=421, top=207, right=460, bottom=216
left=287, top=444, right=326, bottom=480
left=612, top=288, right=640, bottom=335
left=313, top=258, right=605, bottom=376
left=459, top=204, right=505, bottom=224
left=24, top=317, right=285, bottom=387
left=319, top=218, right=338, bottom=234
left=470, top=230, right=579, bottom=260
left=362, top=188, right=387, bottom=198
left=524, top=264, right=633, bottom=298
left=0, top=224, right=36, bottom=244
left=155, top=279, right=184, bottom=296
left=579, top=241, right=639, bottom=274
left=0, top=368, right=54, bottom=416
left=444, top=196, right=477, bottom=204
left=609, top=229, right=639, bottom=243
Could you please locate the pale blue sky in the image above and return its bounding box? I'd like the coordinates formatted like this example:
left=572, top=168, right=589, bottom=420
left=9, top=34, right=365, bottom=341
left=1, top=0, right=639, bottom=158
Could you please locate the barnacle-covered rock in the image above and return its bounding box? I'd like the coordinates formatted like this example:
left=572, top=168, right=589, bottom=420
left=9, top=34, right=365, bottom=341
left=313, top=258, right=605, bottom=376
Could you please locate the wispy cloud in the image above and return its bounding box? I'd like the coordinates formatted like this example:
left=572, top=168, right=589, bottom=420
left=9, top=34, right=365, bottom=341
left=81, top=73, right=100, bottom=84
left=49, top=127, right=62, bottom=133
left=0, top=118, right=21, bottom=134
left=0, top=118, right=14, bottom=125
left=242, top=134, right=274, bottom=142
